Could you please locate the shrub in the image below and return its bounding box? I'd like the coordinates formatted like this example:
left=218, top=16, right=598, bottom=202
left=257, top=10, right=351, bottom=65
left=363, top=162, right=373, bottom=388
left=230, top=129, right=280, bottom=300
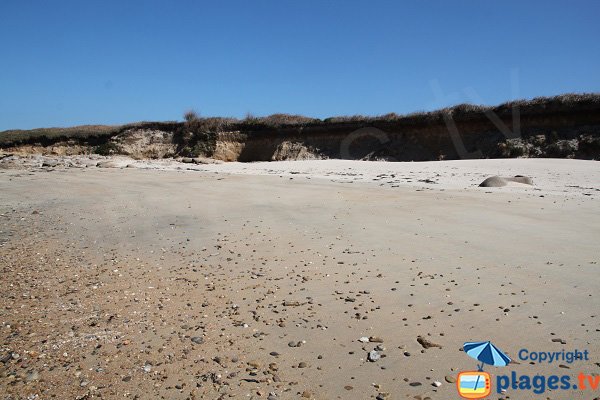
left=184, top=110, right=200, bottom=123
left=259, top=113, right=320, bottom=127
left=94, top=142, right=121, bottom=156
left=546, top=139, right=578, bottom=158
left=498, top=138, right=528, bottom=157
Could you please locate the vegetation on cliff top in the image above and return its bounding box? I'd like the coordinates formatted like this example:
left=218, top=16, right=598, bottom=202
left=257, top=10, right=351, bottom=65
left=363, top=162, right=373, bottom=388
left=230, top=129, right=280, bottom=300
left=1, top=93, right=599, bottom=147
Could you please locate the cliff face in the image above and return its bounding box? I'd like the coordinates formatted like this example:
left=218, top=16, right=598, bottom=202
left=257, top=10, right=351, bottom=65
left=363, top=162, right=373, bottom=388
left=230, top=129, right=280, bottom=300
left=2, top=94, right=600, bottom=161
left=211, top=111, right=600, bottom=161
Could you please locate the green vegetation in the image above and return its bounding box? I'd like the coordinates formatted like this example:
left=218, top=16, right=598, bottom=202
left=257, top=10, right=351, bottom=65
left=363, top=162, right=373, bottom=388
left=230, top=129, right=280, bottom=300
left=94, top=142, right=121, bottom=156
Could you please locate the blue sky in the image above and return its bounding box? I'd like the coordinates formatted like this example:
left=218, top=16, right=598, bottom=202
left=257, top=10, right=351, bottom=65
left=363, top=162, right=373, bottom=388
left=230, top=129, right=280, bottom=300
left=1, top=0, right=599, bottom=130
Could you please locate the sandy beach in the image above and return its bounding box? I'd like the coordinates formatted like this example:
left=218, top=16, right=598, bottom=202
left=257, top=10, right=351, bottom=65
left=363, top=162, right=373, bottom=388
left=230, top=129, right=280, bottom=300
left=1, top=157, right=599, bottom=399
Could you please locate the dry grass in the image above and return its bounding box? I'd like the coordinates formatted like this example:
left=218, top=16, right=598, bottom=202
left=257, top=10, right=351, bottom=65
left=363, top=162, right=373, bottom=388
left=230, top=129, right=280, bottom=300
left=0, top=122, right=179, bottom=147
left=1, top=93, right=598, bottom=148
left=0, top=125, right=121, bottom=146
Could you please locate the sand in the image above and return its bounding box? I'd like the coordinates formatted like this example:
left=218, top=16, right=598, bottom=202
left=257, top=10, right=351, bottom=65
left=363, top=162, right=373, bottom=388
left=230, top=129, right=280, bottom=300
left=0, top=157, right=599, bottom=399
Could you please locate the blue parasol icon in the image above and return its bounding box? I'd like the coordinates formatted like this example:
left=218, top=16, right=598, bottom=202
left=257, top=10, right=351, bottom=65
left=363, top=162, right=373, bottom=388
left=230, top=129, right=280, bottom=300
left=464, top=341, right=511, bottom=369
left=463, top=341, right=511, bottom=391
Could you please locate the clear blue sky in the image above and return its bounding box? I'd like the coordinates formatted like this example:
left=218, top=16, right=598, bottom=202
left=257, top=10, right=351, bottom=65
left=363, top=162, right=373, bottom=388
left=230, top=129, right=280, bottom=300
left=1, top=0, right=599, bottom=130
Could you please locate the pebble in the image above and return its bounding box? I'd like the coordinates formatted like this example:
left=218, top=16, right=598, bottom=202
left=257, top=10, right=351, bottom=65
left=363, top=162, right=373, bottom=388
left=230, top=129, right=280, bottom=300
left=368, top=350, right=381, bottom=362
left=417, top=336, right=442, bottom=349
left=445, top=375, right=456, bottom=383
left=248, top=361, right=262, bottom=369
left=191, top=336, right=204, bottom=344
left=25, top=370, right=39, bottom=382
left=0, top=353, right=12, bottom=364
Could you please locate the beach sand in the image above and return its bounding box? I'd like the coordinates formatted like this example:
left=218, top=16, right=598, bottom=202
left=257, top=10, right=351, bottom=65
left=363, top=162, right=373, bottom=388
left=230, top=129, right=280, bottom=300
left=1, top=158, right=598, bottom=399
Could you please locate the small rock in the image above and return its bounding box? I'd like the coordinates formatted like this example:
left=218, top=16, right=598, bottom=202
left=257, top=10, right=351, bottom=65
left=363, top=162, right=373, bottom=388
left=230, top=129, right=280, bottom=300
left=0, top=352, right=12, bottom=364
left=97, top=161, right=119, bottom=168
left=42, top=160, right=59, bottom=167
left=191, top=336, right=204, bottom=344
left=368, top=350, right=381, bottom=362
left=248, top=361, right=261, bottom=369
left=417, top=336, right=442, bottom=349
left=25, top=370, right=39, bottom=382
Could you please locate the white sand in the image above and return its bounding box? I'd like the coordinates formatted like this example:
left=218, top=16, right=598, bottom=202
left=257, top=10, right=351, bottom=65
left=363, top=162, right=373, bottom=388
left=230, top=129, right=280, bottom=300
left=125, top=158, right=599, bottom=197
left=0, top=158, right=598, bottom=399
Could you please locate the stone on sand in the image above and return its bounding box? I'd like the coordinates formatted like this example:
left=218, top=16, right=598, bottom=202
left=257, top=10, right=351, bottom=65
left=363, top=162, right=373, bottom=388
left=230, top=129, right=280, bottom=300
left=479, top=175, right=533, bottom=187
left=97, top=161, right=120, bottom=168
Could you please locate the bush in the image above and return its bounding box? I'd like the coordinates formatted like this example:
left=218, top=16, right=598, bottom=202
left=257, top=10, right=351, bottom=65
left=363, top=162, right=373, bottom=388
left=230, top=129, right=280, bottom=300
left=184, top=110, right=200, bottom=123
left=259, top=113, right=320, bottom=127
left=180, top=111, right=235, bottom=157
left=94, top=142, right=121, bottom=156
left=546, top=139, right=578, bottom=158
left=498, top=138, right=529, bottom=157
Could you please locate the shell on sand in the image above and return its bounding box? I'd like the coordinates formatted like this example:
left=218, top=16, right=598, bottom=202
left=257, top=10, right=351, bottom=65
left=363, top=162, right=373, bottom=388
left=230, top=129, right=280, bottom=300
left=479, top=175, right=534, bottom=187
